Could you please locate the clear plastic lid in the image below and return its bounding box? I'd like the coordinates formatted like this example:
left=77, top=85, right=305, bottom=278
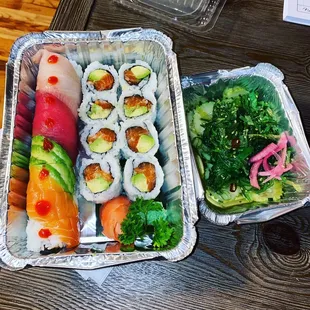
left=113, top=0, right=227, bottom=34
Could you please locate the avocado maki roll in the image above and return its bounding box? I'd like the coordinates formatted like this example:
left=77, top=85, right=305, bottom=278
left=80, top=123, right=120, bottom=158
left=79, top=155, right=122, bottom=203
left=78, top=92, right=118, bottom=125
left=118, top=90, right=157, bottom=123
left=123, top=155, right=164, bottom=201
left=119, top=60, right=157, bottom=93
left=120, top=120, right=159, bottom=158
left=82, top=61, right=118, bottom=95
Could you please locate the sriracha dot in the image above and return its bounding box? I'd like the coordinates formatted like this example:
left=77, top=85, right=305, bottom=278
left=48, top=76, right=58, bottom=85
left=38, top=228, right=52, bottom=239
left=35, top=200, right=51, bottom=216
left=43, top=138, right=54, bottom=152
left=45, top=96, right=55, bottom=105
left=47, top=55, right=58, bottom=64
left=45, top=117, right=55, bottom=128
left=39, top=168, right=49, bottom=180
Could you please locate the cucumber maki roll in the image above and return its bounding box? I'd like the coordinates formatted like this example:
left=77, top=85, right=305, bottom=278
left=78, top=92, right=118, bottom=125
left=80, top=123, right=120, bottom=158
left=123, top=155, right=164, bottom=201
left=82, top=61, right=118, bottom=95
left=120, top=119, right=159, bottom=158
left=79, top=155, right=122, bottom=203
left=118, top=90, right=156, bottom=123
left=119, top=60, right=157, bottom=93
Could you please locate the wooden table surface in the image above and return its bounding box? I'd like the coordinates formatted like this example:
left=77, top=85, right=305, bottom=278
left=1, top=0, right=310, bottom=309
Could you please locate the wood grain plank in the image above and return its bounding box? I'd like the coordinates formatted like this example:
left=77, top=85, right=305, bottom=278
left=49, top=0, right=94, bottom=30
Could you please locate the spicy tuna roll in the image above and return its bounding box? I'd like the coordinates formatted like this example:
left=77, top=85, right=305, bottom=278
left=78, top=92, right=118, bottom=125
left=123, top=155, right=164, bottom=201
left=119, top=60, right=157, bottom=93
left=80, top=123, right=120, bottom=158
left=79, top=156, right=122, bottom=203
left=118, top=90, right=156, bottom=123
left=82, top=61, right=118, bottom=94
left=120, top=120, right=159, bottom=158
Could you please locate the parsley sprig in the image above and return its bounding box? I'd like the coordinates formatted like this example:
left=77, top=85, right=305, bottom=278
left=119, top=198, right=177, bottom=249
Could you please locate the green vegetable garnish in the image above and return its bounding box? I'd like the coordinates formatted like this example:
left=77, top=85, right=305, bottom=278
left=119, top=198, right=177, bottom=249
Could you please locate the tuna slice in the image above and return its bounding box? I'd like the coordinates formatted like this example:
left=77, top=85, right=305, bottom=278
left=33, top=49, right=81, bottom=120
left=33, top=91, right=78, bottom=163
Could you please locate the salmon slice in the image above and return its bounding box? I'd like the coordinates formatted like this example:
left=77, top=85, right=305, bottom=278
left=100, top=196, right=130, bottom=241
left=87, top=128, right=116, bottom=144
left=33, top=50, right=81, bottom=120
left=9, top=178, right=28, bottom=197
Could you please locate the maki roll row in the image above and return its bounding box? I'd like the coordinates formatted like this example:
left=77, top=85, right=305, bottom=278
left=82, top=60, right=156, bottom=95
left=26, top=50, right=82, bottom=253
left=78, top=59, right=164, bottom=206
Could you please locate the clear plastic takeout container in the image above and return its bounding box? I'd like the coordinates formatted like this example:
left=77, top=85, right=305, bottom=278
left=0, top=28, right=198, bottom=270
left=182, top=63, right=310, bottom=225
left=113, top=0, right=227, bottom=34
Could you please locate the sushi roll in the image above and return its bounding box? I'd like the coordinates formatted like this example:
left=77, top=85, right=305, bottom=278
left=119, top=60, right=157, bottom=93
left=79, top=155, right=122, bottom=203
left=120, top=119, right=159, bottom=158
left=82, top=61, right=118, bottom=95
left=80, top=123, right=120, bottom=158
left=123, top=155, right=164, bottom=201
left=78, top=92, right=118, bottom=125
left=118, top=90, right=157, bottom=123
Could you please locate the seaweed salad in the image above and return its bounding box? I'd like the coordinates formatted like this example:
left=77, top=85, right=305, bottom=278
left=184, top=76, right=307, bottom=214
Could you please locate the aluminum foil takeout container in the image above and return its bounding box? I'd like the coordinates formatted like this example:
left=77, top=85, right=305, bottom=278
left=0, top=28, right=198, bottom=270
left=182, top=63, right=310, bottom=225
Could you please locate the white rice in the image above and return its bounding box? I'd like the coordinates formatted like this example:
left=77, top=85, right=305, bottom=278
left=82, top=61, right=119, bottom=95
left=118, top=60, right=157, bottom=93
left=79, top=155, right=122, bottom=204
left=119, top=119, right=159, bottom=159
left=123, top=155, right=164, bottom=201
left=78, top=92, right=118, bottom=125
left=26, top=219, right=64, bottom=252
left=80, top=122, right=121, bottom=158
left=117, top=89, right=157, bottom=123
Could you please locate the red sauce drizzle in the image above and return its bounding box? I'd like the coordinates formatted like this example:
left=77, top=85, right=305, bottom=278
left=48, top=76, right=58, bottom=85
left=45, top=95, right=55, bottom=105
left=35, top=200, right=51, bottom=216
left=45, top=117, right=55, bottom=128
left=38, top=228, right=52, bottom=238
left=43, top=138, right=54, bottom=152
left=39, top=168, right=49, bottom=180
left=47, top=55, right=58, bottom=64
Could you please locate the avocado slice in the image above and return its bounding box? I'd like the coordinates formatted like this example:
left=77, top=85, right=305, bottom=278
left=131, top=66, right=151, bottom=80
left=89, top=138, right=113, bottom=153
left=87, top=104, right=111, bottom=120
left=32, top=136, right=73, bottom=168
left=86, top=177, right=111, bottom=193
left=124, top=105, right=148, bottom=118
left=88, top=69, right=109, bottom=82
left=131, top=173, right=148, bottom=192
left=136, top=134, right=155, bottom=153
left=30, top=147, right=75, bottom=193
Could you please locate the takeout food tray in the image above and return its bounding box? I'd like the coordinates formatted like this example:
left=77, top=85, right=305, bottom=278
left=0, top=28, right=198, bottom=270
left=182, top=63, right=310, bottom=225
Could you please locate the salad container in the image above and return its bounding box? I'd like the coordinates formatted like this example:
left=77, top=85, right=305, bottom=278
left=182, top=63, right=310, bottom=225
left=113, top=0, right=227, bottom=34
left=0, top=28, right=198, bottom=270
